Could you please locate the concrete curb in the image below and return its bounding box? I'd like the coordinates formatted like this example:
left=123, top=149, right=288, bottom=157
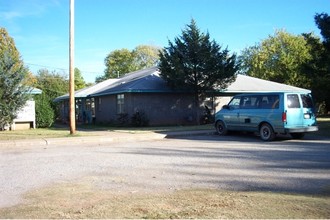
left=163, top=130, right=216, bottom=138
left=0, top=129, right=215, bottom=148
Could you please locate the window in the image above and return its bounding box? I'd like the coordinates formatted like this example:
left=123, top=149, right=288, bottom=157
left=287, top=94, right=300, bottom=108
left=228, top=97, right=240, bottom=109
left=117, top=94, right=125, bottom=114
left=85, top=98, right=95, bottom=116
left=241, top=96, right=258, bottom=109
left=259, top=95, right=279, bottom=109
left=300, top=94, right=314, bottom=108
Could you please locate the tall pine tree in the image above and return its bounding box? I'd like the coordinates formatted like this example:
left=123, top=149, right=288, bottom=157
left=314, top=13, right=330, bottom=112
left=159, top=19, right=237, bottom=124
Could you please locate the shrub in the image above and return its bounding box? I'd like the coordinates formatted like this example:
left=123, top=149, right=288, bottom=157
left=116, top=113, right=129, bottom=126
left=35, top=94, right=54, bottom=128
left=131, top=111, right=149, bottom=127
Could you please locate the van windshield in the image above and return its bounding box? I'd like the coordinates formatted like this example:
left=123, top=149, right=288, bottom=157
left=228, top=97, right=240, bottom=109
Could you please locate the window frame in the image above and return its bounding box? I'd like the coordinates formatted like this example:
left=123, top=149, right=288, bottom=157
left=117, top=94, right=125, bottom=114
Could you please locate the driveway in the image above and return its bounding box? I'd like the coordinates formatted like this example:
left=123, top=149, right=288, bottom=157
left=1, top=133, right=329, bottom=208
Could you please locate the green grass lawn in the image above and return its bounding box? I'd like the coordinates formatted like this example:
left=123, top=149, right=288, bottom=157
left=0, top=124, right=214, bottom=141
left=0, top=127, right=72, bottom=140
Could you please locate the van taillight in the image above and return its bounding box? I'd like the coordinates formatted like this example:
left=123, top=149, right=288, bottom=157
left=282, top=112, right=287, bottom=122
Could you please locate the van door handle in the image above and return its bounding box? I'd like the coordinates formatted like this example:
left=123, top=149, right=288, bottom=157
left=237, top=113, right=240, bottom=118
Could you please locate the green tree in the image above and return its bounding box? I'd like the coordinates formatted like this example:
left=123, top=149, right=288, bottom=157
left=32, top=69, right=68, bottom=121
left=102, top=48, right=135, bottom=80
left=97, top=45, right=160, bottom=82
left=301, top=33, right=329, bottom=113
left=239, top=30, right=312, bottom=88
left=133, top=45, right=160, bottom=69
left=159, top=19, right=237, bottom=124
left=307, top=13, right=330, bottom=112
left=34, top=69, right=68, bottom=101
left=315, top=13, right=330, bottom=49
left=0, top=28, right=30, bottom=129
left=74, top=67, right=86, bottom=90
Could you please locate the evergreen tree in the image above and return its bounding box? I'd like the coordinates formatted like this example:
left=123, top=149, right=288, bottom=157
left=34, top=93, right=54, bottom=128
left=313, top=13, right=330, bottom=112
left=0, top=28, right=30, bottom=129
left=302, top=33, right=330, bottom=113
left=159, top=19, right=237, bottom=124
left=315, top=13, right=330, bottom=50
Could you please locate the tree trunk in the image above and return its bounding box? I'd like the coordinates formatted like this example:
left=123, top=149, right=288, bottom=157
left=195, top=93, right=201, bottom=125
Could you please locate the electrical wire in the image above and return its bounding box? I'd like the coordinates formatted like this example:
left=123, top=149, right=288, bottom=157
left=25, top=63, right=103, bottom=75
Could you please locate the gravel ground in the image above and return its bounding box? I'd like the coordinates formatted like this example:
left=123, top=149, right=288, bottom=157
left=1, top=133, right=330, bottom=208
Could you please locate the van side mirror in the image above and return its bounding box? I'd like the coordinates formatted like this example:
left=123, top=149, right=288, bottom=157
left=222, top=105, right=230, bottom=110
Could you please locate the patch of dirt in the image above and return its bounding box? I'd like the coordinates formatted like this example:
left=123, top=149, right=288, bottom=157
left=0, top=178, right=329, bottom=219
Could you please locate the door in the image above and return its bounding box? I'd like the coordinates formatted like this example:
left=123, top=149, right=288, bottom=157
left=238, top=95, right=260, bottom=131
left=286, top=94, right=304, bottom=128
left=225, top=96, right=241, bottom=130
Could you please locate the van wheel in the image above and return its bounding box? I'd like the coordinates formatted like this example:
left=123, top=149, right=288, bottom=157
left=291, top=133, right=305, bottom=139
left=259, top=123, right=275, bottom=141
left=215, top=120, right=227, bottom=135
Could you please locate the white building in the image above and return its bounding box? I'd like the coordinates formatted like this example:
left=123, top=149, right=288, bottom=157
left=11, top=87, right=42, bottom=130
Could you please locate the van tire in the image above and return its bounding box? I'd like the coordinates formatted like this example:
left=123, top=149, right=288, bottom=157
left=215, top=120, right=228, bottom=135
left=290, top=133, right=305, bottom=139
left=259, top=123, right=275, bottom=141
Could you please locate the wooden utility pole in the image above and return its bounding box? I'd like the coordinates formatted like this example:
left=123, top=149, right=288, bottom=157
left=69, top=0, right=76, bottom=134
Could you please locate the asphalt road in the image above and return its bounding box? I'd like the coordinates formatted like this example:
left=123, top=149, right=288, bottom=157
left=1, top=133, right=330, bottom=208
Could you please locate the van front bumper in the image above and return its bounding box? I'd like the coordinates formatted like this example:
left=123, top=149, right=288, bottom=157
left=285, top=126, right=318, bottom=133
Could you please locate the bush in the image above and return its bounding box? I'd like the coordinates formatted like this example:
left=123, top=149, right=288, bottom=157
left=116, top=113, right=130, bottom=126
left=35, top=95, right=54, bottom=128
left=131, top=111, right=149, bottom=127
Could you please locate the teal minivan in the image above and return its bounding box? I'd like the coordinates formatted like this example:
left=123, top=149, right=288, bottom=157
left=214, top=92, right=318, bottom=141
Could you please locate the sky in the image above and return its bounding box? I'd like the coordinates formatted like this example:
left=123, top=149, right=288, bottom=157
left=1, top=0, right=329, bottom=83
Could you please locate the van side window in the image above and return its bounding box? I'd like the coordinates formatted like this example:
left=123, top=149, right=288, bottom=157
left=241, top=96, right=258, bottom=109
left=287, top=94, right=300, bottom=108
left=301, top=94, right=314, bottom=108
left=259, top=95, right=279, bottom=109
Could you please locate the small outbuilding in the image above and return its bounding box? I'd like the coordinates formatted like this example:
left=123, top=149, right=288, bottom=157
left=11, top=87, right=42, bottom=130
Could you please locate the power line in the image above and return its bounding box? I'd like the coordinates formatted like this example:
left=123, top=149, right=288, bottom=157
left=26, top=63, right=67, bottom=72
left=25, top=62, right=103, bottom=75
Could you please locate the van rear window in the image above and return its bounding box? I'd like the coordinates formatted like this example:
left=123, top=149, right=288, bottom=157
left=301, top=94, right=314, bottom=108
left=287, top=94, right=300, bottom=108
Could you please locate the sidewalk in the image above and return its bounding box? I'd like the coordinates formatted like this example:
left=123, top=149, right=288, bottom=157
left=0, top=129, right=215, bottom=148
